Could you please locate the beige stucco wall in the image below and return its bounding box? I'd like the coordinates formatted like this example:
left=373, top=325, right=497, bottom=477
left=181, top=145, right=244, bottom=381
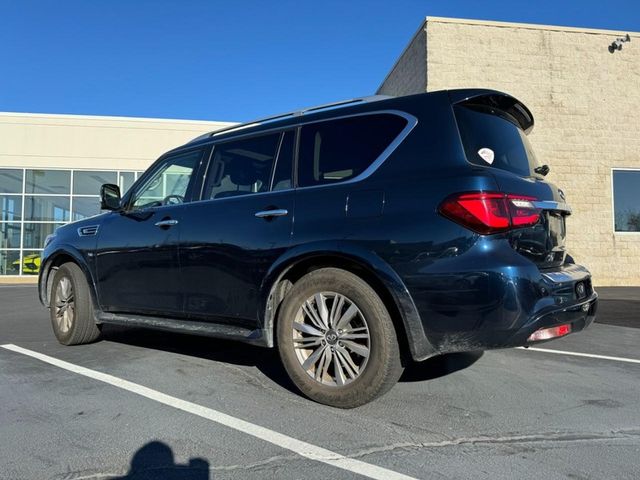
left=0, top=112, right=233, bottom=171
left=379, top=17, right=640, bottom=286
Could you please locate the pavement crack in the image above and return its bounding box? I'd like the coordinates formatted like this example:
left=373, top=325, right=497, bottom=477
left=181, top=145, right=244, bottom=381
left=342, top=428, right=640, bottom=459
left=209, top=453, right=300, bottom=473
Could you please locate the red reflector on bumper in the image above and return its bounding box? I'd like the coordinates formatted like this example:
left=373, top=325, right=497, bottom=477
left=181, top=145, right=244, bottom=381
left=527, top=324, right=572, bottom=342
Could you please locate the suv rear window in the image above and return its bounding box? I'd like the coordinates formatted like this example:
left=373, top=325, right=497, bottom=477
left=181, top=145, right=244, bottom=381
left=298, top=114, right=407, bottom=187
left=455, top=105, right=540, bottom=178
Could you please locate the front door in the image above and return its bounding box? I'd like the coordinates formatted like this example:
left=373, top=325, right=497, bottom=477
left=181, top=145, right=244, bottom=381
left=179, top=130, right=295, bottom=328
left=95, top=147, right=206, bottom=316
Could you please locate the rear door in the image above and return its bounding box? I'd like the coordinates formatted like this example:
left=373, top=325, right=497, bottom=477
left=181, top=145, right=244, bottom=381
left=179, top=130, right=295, bottom=328
left=454, top=97, right=571, bottom=268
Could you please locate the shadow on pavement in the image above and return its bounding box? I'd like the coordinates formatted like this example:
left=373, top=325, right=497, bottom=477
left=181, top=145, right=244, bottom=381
left=101, top=324, right=482, bottom=390
left=100, top=324, right=299, bottom=394
left=111, top=441, right=209, bottom=479
left=400, top=351, right=483, bottom=382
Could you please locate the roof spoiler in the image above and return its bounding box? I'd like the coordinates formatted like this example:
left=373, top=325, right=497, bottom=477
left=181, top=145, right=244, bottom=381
left=448, top=89, right=534, bottom=134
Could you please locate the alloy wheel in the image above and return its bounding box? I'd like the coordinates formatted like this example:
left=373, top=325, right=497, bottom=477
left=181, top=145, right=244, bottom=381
left=292, top=292, right=370, bottom=386
left=54, top=276, right=75, bottom=334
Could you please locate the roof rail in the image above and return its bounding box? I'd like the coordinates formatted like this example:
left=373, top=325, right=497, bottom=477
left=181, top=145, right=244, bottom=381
left=190, top=94, right=393, bottom=143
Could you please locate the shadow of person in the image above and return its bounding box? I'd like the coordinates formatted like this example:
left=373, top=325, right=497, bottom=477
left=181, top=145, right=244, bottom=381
left=112, top=441, right=210, bottom=480
left=400, top=351, right=483, bottom=382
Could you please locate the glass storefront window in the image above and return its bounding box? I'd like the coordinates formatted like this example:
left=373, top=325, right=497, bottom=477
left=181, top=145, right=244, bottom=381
left=0, top=169, right=23, bottom=193
left=20, top=250, right=43, bottom=275
left=119, top=172, right=136, bottom=195
left=0, top=223, right=21, bottom=249
left=0, top=168, right=148, bottom=275
left=0, top=250, right=21, bottom=275
left=22, top=223, right=63, bottom=249
left=72, top=197, right=102, bottom=221
left=613, top=170, right=640, bottom=232
left=24, top=196, right=70, bottom=222
left=25, top=170, right=71, bottom=195
left=1, top=195, right=22, bottom=221
left=73, top=171, right=118, bottom=195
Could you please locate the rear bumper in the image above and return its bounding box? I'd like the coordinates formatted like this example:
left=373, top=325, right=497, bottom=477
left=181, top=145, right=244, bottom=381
left=401, top=242, right=598, bottom=359
left=507, top=291, right=597, bottom=348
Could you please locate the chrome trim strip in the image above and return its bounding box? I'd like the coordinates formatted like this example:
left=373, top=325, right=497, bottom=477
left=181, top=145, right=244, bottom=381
left=186, top=110, right=418, bottom=204
left=533, top=200, right=572, bottom=214
left=255, top=209, right=288, bottom=218
left=541, top=264, right=591, bottom=284
left=154, top=219, right=179, bottom=227
left=202, top=95, right=393, bottom=140
left=77, top=225, right=99, bottom=237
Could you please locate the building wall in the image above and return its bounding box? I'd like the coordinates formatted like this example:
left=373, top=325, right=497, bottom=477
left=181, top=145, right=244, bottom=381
left=378, top=26, right=427, bottom=97
left=379, top=17, right=640, bottom=286
left=0, top=113, right=233, bottom=278
left=0, top=112, right=232, bottom=171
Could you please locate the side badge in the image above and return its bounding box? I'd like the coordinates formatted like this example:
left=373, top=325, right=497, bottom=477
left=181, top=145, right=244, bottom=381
left=477, top=148, right=495, bottom=165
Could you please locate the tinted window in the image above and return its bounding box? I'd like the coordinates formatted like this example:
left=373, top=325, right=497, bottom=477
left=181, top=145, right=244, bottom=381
left=73, top=171, right=118, bottom=195
left=0, top=169, right=23, bottom=193
left=455, top=105, right=539, bottom=177
left=1, top=195, right=22, bottom=221
left=131, top=150, right=202, bottom=210
left=272, top=130, right=294, bottom=191
left=23, top=223, right=62, bottom=249
left=24, top=196, right=70, bottom=221
left=297, top=114, right=407, bottom=187
left=613, top=170, right=640, bottom=232
left=25, top=170, right=71, bottom=194
left=72, top=197, right=102, bottom=221
left=205, top=133, right=281, bottom=199
left=118, top=172, right=136, bottom=195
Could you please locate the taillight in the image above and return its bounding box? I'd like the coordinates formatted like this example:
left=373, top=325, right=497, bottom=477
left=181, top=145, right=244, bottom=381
left=439, top=192, right=540, bottom=234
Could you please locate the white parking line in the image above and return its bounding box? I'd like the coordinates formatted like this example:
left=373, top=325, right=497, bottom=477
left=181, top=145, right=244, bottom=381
left=517, top=346, right=640, bottom=364
left=1, top=343, right=417, bottom=480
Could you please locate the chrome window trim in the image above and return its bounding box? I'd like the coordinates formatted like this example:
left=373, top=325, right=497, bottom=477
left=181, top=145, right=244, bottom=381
left=191, top=109, right=417, bottom=204
left=294, top=110, right=417, bottom=190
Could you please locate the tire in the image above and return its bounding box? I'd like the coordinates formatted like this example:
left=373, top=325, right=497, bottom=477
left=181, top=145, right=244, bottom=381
left=49, top=262, right=101, bottom=346
left=276, top=268, right=404, bottom=408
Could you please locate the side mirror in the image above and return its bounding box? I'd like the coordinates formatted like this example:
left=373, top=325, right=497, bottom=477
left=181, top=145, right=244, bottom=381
left=100, top=183, right=122, bottom=211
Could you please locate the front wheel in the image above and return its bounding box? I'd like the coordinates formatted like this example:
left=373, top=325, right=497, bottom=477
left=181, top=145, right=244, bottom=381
left=49, top=262, right=101, bottom=345
left=277, top=268, right=403, bottom=408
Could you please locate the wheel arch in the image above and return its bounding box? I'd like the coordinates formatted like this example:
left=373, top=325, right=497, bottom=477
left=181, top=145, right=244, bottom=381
left=259, top=243, right=437, bottom=361
left=39, top=246, right=98, bottom=310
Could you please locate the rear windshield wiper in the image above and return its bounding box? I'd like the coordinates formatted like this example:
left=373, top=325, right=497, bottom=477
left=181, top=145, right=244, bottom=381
left=534, top=164, right=550, bottom=176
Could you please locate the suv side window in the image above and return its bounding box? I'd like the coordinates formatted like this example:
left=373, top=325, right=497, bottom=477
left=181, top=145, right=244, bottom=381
left=297, top=114, right=407, bottom=187
left=271, top=130, right=295, bottom=192
left=204, top=132, right=281, bottom=199
left=129, top=149, right=203, bottom=211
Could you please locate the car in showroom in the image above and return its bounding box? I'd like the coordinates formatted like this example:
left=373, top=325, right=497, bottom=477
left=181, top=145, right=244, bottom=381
left=13, top=253, right=41, bottom=274
left=38, top=89, right=598, bottom=408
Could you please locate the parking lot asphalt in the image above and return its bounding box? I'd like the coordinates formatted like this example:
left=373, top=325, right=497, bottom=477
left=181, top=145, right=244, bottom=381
left=1, top=285, right=639, bottom=480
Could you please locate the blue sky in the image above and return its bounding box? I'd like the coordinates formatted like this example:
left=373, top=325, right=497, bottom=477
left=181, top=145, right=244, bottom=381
left=1, top=0, right=638, bottom=122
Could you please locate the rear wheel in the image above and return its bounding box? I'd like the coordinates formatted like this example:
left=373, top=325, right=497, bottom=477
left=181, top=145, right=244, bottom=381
left=50, top=262, right=101, bottom=345
left=277, top=268, right=403, bottom=408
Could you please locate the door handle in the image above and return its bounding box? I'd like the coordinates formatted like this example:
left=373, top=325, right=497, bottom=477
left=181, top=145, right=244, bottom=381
left=254, top=209, right=288, bottom=218
left=154, top=219, right=179, bottom=227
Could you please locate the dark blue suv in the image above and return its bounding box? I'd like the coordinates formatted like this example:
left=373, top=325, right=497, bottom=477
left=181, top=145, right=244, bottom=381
left=38, top=89, right=597, bottom=408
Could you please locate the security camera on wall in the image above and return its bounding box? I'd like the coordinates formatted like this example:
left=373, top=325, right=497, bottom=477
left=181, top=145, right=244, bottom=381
left=609, top=34, right=631, bottom=53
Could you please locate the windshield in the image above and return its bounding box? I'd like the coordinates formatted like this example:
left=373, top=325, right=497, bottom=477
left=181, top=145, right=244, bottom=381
left=455, top=104, right=540, bottom=178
